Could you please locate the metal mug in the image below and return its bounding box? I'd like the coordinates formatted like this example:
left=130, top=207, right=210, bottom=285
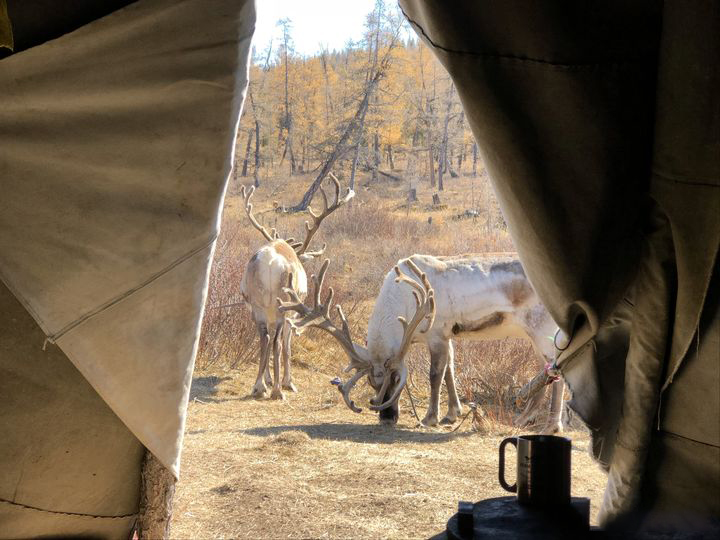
left=498, top=435, right=571, bottom=507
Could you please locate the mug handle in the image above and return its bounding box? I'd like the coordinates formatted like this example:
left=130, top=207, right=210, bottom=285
left=499, top=437, right=517, bottom=493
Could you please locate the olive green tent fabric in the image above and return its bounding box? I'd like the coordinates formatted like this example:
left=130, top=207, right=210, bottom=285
left=0, top=0, right=255, bottom=480
left=399, top=0, right=719, bottom=530
left=0, top=0, right=12, bottom=51
left=0, top=282, right=142, bottom=538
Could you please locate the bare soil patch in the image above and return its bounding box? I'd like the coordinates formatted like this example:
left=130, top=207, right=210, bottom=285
left=170, top=365, right=608, bottom=539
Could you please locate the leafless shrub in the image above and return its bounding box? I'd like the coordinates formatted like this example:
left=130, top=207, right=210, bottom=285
left=195, top=221, right=257, bottom=370
left=454, top=339, right=538, bottom=426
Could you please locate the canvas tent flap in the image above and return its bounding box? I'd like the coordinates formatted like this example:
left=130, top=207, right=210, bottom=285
left=398, top=0, right=661, bottom=348
left=400, top=0, right=719, bottom=528
left=0, top=0, right=12, bottom=51
left=0, top=281, right=143, bottom=537
left=0, top=0, right=255, bottom=476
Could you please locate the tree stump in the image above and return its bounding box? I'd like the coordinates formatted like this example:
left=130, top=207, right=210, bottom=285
left=137, top=450, right=176, bottom=539
left=407, top=188, right=417, bottom=202
left=432, top=193, right=442, bottom=206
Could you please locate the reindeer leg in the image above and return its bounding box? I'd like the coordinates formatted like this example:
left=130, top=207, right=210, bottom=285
left=422, top=341, right=449, bottom=427
left=264, top=356, right=273, bottom=386
left=252, top=322, right=270, bottom=398
left=281, top=320, right=297, bottom=392
left=441, top=341, right=463, bottom=424
left=270, top=322, right=285, bottom=400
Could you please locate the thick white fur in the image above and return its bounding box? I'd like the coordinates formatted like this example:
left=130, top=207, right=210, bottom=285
left=241, top=240, right=307, bottom=400
left=365, top=254, right=564, bottom=430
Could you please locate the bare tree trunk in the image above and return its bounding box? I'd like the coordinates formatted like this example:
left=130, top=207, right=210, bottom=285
left=241, top=128, right=253, bottom=177
left=320, top=48, right=333, bottom=124
left=372, top=132, right=380, bottom=183
left=247, top=43, right=273, bottom=188
left=406, top=127, right=420, bottom=177
left=438, top=147, right=444, bottom=191
left=387, top=144, right=395, bottom=170
left=448, top=147, right=459, bottom=178
left=472, top=142, right=478, bottom=177
left=300, top=137, right=306, bottom=173
left=280, top=19, right=296, bottom=175
left=428, top=144, right=436, bottom=188
left=349, top=95, right=370, bottom=192
left=253, top=118, right=261, bottom=187
left=288, top=0, right=403, bottom=211
left=438, top=84, right=454, bottom=190
left=289, top=76, right=376, bottom=211
left=137, top=451, right=175, bottom=539
left=287, top=134, right=297, bottom=175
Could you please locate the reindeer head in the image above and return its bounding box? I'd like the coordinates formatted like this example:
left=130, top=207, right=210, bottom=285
left=278, top=258, right=435, bottom=423
left=240, top=173, right=354, bottom=265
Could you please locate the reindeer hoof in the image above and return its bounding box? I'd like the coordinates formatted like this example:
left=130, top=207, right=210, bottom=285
left=270, top=389, right=285, bottom=400
left=282, top=382, right=298, bottom=393
left=440, top=416, right=457, bottom=425
left=379, top=407, right=398, bottom=425
left=251, top=387, right=267, bottom=399
left=421, top=415, right=439, bottom=427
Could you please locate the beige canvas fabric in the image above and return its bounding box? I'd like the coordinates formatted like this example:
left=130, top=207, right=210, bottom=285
left=399, top=0, right=719, bottom=529
left=0, top=282, right=142, bottom=537
left=0, top=0, right=255, bottom=477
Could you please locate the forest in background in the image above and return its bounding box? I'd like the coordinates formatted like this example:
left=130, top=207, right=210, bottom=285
left=234, top=1, right=479, bottom=208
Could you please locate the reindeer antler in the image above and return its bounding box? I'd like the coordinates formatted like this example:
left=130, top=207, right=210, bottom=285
left=277, top=259, right=369, bottom=412
left=296, top=173, right=354, bottom=257
left=391, top=258, right=436, bottom=365
left=240, top=185, right=277, bottom=242
left=368, top=258, right=435, bottom=412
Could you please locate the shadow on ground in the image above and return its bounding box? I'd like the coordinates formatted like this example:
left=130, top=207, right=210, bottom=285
left=241, top=422, right=476, bottom=445
left=189, top=375, right=232, bottom=401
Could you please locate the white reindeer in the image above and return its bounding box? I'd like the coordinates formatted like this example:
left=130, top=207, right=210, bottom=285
left=280, top=254, right=564, bottom=432
left=240, top=175, right=353, bottom=400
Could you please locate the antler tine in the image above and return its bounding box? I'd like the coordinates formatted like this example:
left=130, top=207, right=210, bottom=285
left=241, top=184, right=275, bottom=243
left=277, top=260, right=364, bottom=360
left=323, top=287, right=334, bottom=319
left=276, top=259, right=370, bottom=413
left=369, top=259, right=436, bottom=412
left=396, top=262, right=435, bottom=354
left=336, top=305, right=351, bottom=340
left=394, top=260, right=435, bottom=333
left=328, top=172, right=342, bottom=199
left=302, top=243, right=327, bottom=259
left=319, top=183, right=330, bottom=213
left=295, top=173, right=355, bottom=256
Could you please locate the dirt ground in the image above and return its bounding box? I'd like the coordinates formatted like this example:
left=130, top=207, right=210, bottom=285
left=170, top=363, right=608, bottom=539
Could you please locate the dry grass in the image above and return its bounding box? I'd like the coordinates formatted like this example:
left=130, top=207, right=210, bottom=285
left=171, top=366, right=607, bottom=539
left=173, top=170, right=608, bottom=538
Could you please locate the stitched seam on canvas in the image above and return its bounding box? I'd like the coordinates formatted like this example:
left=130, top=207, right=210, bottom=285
left=661, top=245, right=720, bottom=391
left=401, top=9, right=654, bottom=69
left=654, top=169, right=720, bottom=187
left=657, top=429, right=720, bottom=449
left=47, top=234, right=217, bottom=344
left=0, top=497, right=137, bottom=519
